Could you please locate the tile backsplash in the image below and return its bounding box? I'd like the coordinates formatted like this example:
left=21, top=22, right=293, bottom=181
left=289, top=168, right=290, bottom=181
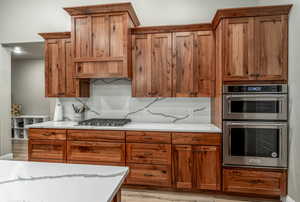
left=60, top=79, right=211, bottom=123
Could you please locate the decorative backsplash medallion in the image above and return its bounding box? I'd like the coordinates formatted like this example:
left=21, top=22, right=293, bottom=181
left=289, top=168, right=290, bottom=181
left=60, top=79, right=211, bottom=123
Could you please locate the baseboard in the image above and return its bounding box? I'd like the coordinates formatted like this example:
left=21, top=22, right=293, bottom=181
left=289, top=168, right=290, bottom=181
left=282, top=196, right=296, bottom=202
left=0, top=153, right=13, bottom=160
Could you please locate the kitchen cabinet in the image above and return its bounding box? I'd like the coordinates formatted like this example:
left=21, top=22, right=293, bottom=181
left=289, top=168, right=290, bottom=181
left=172, top=133, right=221, bottom=191
left=39, top=32, right=90, bottom=97
left=132, top=33, right=172, bottom=97
left=64, top=3, right=140, bottom=78
left=222, top=15, right=288, bottom=82
left=28, top=129, right=67, bottom=162
left=132, top=27, right=215, bottom=98
left=223, top=167, right=287, bottom=197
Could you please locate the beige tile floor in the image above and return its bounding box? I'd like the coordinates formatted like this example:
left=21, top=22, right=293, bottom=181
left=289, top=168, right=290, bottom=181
left=12, top=140, right=279, bottom=202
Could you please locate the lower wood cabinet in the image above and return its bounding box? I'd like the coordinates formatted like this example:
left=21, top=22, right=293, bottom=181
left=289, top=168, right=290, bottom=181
left=67, top=141, right=125, bottom=163
left=28, top=140, right=66, bottom=162
left=172, top=144, right=221, bottom=191
left=126, top=164, right=172, bottom=187
left=223, top=167, right=287, bottom=197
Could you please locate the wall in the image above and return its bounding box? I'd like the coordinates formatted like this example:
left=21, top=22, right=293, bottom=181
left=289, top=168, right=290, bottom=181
left=61, top=79, right=211, bottom=123
left=0, top=0, right=258, bottom=43
left=0, top=46, right=12, bottom=156
left=11, top=59, right=52, bottom=116
left=256, top=1, right=299, bottom=201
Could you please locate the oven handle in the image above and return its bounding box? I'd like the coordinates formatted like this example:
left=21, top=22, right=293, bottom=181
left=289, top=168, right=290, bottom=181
left=227, top=122, right=287, bottom=126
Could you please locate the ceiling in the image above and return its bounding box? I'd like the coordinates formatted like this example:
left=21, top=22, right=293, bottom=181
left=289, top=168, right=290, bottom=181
left=2, top=42, right=44, bottom=60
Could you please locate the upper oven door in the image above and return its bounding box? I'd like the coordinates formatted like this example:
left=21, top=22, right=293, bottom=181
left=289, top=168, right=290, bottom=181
left=223, top=121, right=288, bottom=168
left=223, top=94, right=288, bottom=120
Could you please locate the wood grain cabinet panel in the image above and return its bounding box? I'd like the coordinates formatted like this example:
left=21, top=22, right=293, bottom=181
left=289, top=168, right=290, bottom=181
left=193, top=146, right=221, bottom=191
left=223, top=17, right=255, bottom=81
left=132, top=33, right=172, bottom=97
left=67, top=130, right=125, bottom=142
left=126, top=143, right=171, bottom=165
left=29, top=140, right=66, bottom=162
left=172, top=32, right=197, bottom=97
left=67, top=141, right=125, bottom=163
left=126, top=164, right=172, bottom=187
left=223, top=168, right=287, bottom=196
left=29, top=129, right=66, bottom=140
left=172, top=145, right=193, bottom=189
left=172, top=133, right=221, bottom=145
left=255, top=15, right=288, bottom=81
left=126, top=131, right=171, bottom=144
left=40, top=32, right=90, bottom=97
left=68, top=5, right=138, bottom=78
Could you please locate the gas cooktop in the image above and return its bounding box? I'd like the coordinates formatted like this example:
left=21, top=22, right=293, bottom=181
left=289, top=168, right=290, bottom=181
left=78, top=118, right=131, bottom=127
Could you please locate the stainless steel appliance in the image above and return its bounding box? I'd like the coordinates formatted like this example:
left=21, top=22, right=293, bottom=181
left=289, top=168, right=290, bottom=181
left=223, top=84, right=289, bottom=168
left=223, top=84, right=288, bottom=120
left=78, top=118, right=131, bottom=126
left=223, top=121, right=288, bottom=168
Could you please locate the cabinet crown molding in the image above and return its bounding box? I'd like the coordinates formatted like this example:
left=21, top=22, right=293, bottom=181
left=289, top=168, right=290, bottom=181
left=63, top=2, right=140, bottom=26
left=212, top=4, right=293, bottom=29
left=131, top=23, right=212, bottom=35
left=38, top=32, right=71, bottom=39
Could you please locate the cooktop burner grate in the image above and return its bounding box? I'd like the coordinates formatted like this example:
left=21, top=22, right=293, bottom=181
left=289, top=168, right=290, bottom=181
left=78, top=118, right=131, bottom=127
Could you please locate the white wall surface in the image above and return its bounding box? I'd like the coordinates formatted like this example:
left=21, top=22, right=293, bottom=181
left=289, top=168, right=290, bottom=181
left=0, top=46, right=12, bottom=156
left=0, top=0, right=258, bottom=43
left=11, top=59, right=52, bottom=116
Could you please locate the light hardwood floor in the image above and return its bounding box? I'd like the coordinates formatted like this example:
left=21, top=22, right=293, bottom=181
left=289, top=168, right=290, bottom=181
left=12, top=140, right=279, bottom=202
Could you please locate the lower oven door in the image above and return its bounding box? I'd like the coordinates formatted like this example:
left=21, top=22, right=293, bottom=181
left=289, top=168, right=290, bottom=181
left=223, top=121, right=288, bottom=168
left=223, top=94, right=288, bottom=120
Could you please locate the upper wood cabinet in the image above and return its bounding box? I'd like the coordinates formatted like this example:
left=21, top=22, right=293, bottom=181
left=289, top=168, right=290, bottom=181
left=132, top=25, right=215, bottom=98
left=215, top=4, right=292, bottom=82
left=132, top=33, right=172, bottom=97
left=64, top=3, right=140, bottom=79
left=255, top=15, right=288, bottom=81
left=223, top=15, right=288, bottom=82
left=39, top=32, right=90, bottom=97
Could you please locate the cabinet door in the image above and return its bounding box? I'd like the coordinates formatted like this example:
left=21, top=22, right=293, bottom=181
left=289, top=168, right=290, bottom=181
left=64, top=39, right=76, bottom=97
left=172, top=145, right=193, bottom=189
left=91, top=15, right=109, bottom=58
left=224, top=18, right=255, bottom=81
left=151, top=33, right=172, bottom=97
left=195, top=31, right=215, bottom=97
left=255, top=15, right=288, bottom=81
left=193, top=146, right=221, bottom=191
left=110, top=14, right=126, bottom=58
left=132, top=34, right=151, bottom=97
left=28, top=140, right=66, bottom=162
left=45, top=39, right=66, bottom=97
left=67, top=141, right=125, bottom=163
left=73, top=16, right=91, bottom=59
left=173, top=32, right=198, bottom=97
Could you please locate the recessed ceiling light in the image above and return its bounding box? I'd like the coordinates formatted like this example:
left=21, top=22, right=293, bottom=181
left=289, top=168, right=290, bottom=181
left=13, top=46, right=23, bottom=54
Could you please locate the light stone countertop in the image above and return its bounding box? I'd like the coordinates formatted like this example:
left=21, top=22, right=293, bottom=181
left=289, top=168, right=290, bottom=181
left=0, top=160, right=128, bottom=202
left=25, top=121, right=222, bottom=133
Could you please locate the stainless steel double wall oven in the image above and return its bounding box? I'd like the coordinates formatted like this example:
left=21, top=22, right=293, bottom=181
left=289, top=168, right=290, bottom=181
left=223, top=84, right=288, bottom=168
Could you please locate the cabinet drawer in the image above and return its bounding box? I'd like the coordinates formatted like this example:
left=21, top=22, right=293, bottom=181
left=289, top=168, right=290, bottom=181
left=126, top=164, right=171, bottom=187
left=172, top=133, right=221, bottom=145
left=126, top=143, right=171, bottom=165
left=67, top=161, right=125, bottom=167
left=29, top=129, right=66, bottom=140
left=29, top=140, right=66, bottom=161
left=67, top=130, right=125, bottom=142
left=223, top=168, right=287, bottom=196
left=67, top=141, right=125, bottom=163
left=126, top=131, right=171, bottom=144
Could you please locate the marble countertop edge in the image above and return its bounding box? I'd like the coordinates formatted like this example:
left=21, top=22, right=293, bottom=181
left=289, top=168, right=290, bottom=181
left=25, top=121, right=222, bottom=133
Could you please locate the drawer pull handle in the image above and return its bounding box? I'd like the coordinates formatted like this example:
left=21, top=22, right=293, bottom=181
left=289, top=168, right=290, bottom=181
left=43, top=133, right=54, bottom=136
left=144, top=137, right=153, bottom=140
left=250, top=179, right=263, bottom=184
left=144, top=174, right=153, bottom=177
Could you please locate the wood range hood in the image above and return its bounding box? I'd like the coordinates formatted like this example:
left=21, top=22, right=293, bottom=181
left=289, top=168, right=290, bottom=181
left=63, top=3, right=140, bottom=79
